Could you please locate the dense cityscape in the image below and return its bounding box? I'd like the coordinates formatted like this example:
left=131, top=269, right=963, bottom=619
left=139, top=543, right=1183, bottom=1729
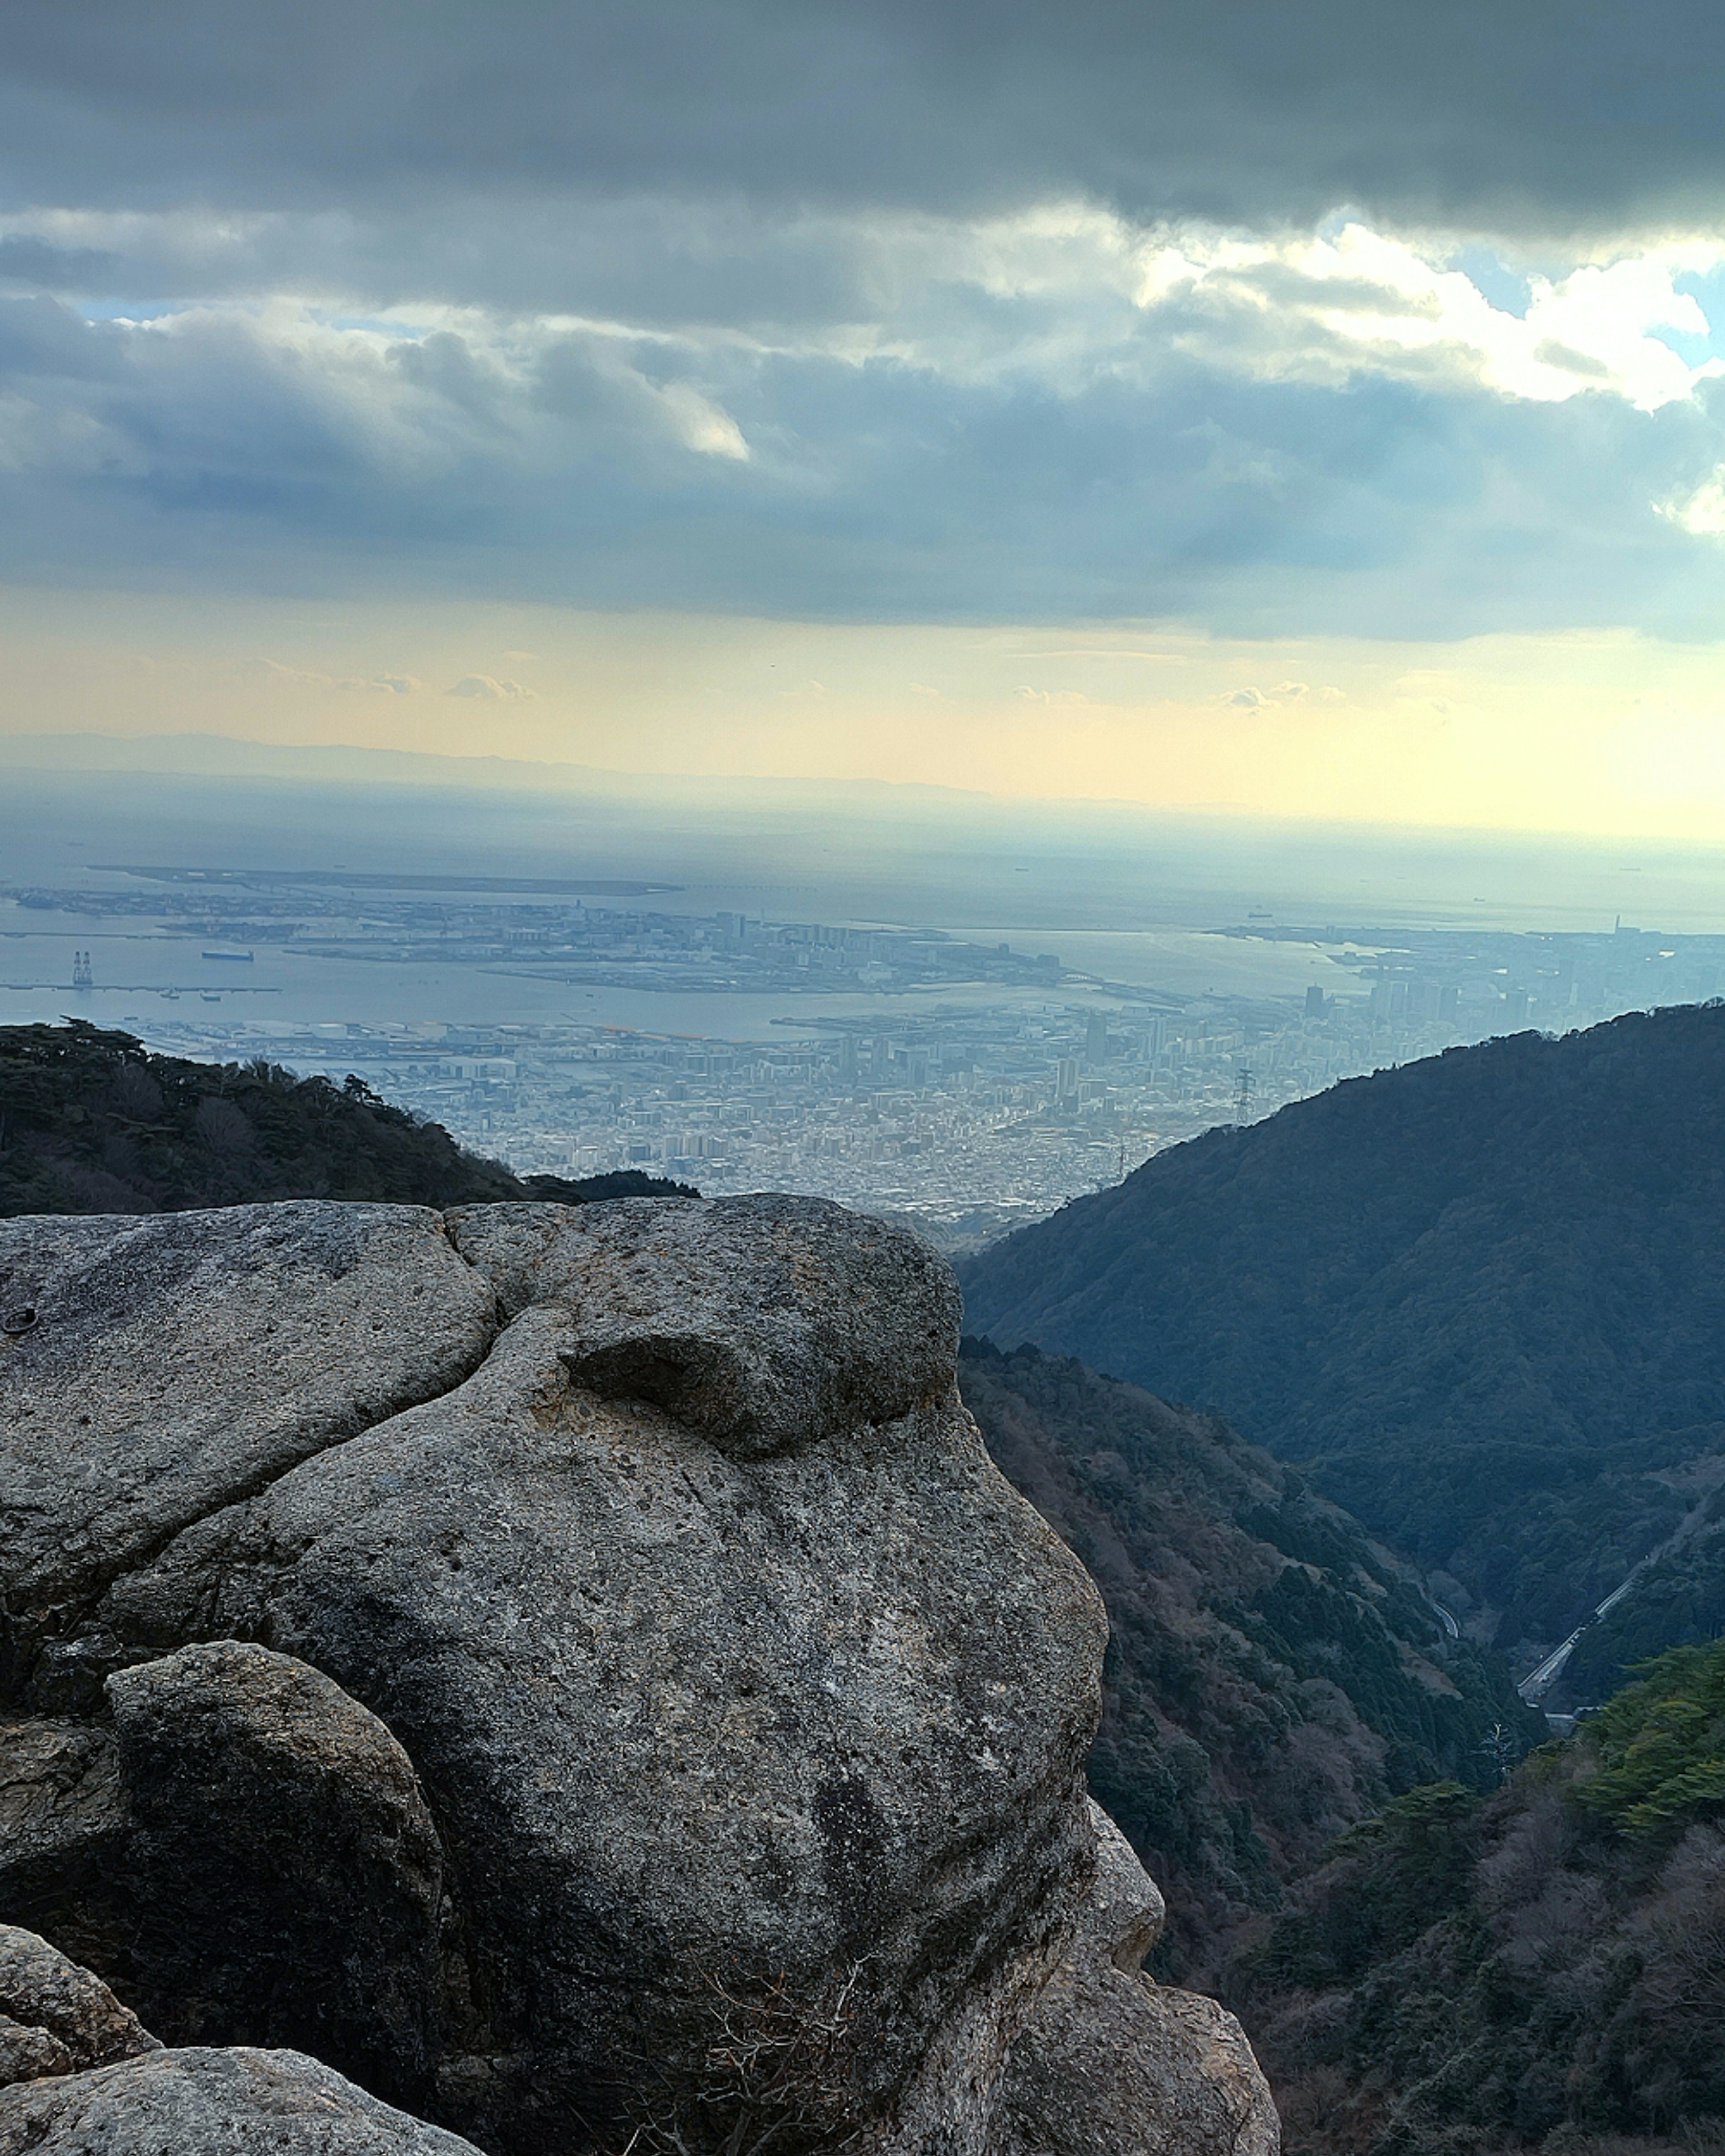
left=8, top=870, right=1721, bottom=1247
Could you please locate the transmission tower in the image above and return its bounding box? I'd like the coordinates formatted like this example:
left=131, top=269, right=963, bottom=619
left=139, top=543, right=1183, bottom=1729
left=1233, top=1065, right=1254, bottom=1128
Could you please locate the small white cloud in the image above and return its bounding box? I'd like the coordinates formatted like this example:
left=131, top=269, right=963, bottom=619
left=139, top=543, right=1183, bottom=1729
left=909, top=680, right=942, bottom=697
left=241, top=656, right=334, bottom=688
left=447, top=673, right=536, bottom=699
left=339, top=672, right=423, bottom=694
left=1658, top=469, right=1725, bottom=537
left=1013, top=684, right=1090, bottom=707
left=1019, top=648, right=1193, bottom=663
left=1224, top=681, right=1329, bottom=711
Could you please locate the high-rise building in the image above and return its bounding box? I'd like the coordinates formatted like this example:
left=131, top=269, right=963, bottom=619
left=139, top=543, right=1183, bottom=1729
left=1084, top=1012, right=1110, bottom=1065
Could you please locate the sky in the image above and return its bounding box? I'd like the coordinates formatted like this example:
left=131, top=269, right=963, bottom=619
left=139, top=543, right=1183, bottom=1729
left=9, top=0, right=1725, bottom=835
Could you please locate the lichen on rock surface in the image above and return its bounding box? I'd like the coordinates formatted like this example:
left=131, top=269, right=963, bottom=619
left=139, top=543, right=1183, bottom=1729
left=0, top=1193, right=1277, bottom=2155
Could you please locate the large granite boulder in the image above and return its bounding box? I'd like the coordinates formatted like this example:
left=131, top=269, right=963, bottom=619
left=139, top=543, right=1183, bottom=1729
left=0, top=1202, right=495, bottom=1703
left=450, top=1195, right=962, bottom=1457
left=107, top=1641, right=447, bottom=2110
left=0, top=1194, right=1277, bottom=2156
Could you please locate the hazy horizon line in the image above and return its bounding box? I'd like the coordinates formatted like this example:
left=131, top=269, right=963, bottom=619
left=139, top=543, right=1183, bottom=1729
left=7, top=726, right=1725, bottom=860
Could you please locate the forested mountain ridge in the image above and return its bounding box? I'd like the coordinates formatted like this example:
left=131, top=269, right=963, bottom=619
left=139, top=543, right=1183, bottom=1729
left=1244, top=1635, right=1725, bottom=2156
left=0, top=1021, right=691, bottom=1217
left=959, top=1006, right=1725, bottom=1685
left=959, top=1339, right=1541, bottom=1988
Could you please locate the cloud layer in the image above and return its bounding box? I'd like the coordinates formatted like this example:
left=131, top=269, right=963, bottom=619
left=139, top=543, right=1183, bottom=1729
left=5, top=4, right=1725, bottom=637
left=9, top=0, right=1725, bottom=237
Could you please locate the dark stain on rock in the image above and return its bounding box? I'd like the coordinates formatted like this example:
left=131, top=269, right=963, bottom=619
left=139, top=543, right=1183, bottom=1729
left=813, top=1775, right=887, bottom=1944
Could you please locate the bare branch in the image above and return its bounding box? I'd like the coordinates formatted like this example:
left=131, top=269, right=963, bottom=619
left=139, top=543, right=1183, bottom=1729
left=605, top=1959, right=872, bottom=2156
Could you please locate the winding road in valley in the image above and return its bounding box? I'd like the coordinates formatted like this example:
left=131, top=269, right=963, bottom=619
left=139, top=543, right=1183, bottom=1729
left=1517, top=1569, right=1644, bottom=1705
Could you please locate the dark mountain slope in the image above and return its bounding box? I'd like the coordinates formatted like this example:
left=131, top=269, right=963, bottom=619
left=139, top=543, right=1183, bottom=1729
left=960, top=1007, right=1725, bottom=1670
left=959, top=1339, right=1540, bottom=1986
left=1243, top=1637, right=1725, bottom=2156
left=0, top=1021, right=691, bottom=1216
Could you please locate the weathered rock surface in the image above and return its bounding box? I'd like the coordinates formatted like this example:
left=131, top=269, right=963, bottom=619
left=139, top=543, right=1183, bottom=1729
left=447, top=1195, right=962, bottom=1457
left=0, top=1717, right=125, bottom=1965
left=0, top=1201, right=495, bottom=1697
left=996, top=1807, right=1278, bottom=2156
left=107, top=1641, right=446, bottom=2107
left=0, top=1924, right=157, bottom=2090
left=0, top=2045, right=487, bottom=2153
left=0, top=1193, right=1277, bottom=2156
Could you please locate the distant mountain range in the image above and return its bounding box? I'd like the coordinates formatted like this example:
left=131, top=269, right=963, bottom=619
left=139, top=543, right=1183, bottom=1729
left=960, top=1006, right=1725, bottom=1699
left=0, top=728, right=989, bottom=805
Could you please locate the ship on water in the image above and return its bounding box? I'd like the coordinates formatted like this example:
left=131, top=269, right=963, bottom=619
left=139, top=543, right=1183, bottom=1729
left=202, top=949, right=255, bottom=962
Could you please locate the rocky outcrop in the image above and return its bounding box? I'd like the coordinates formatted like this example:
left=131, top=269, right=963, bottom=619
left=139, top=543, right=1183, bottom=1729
left=108, top=1641, right=447, bottom=2106
left=0, top=2048, right=488, bottom=2156
left=0, top=1927, right=482, bottom=2152
left=0, top=1202, right=495, bottom=1698
left=0, top=1194, right=1276, bottom=2155
left=997, top=1810, right=1278, bottom=2156
left=0, top=1922, right=158, bottom=2088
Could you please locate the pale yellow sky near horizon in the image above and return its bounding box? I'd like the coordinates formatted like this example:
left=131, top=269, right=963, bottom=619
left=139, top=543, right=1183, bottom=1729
left=3, top=585, right=1724, bottom=843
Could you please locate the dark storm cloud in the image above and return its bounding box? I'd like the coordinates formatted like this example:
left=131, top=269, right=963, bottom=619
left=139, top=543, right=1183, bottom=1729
left=0, top=0, right=1723, bottom=239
